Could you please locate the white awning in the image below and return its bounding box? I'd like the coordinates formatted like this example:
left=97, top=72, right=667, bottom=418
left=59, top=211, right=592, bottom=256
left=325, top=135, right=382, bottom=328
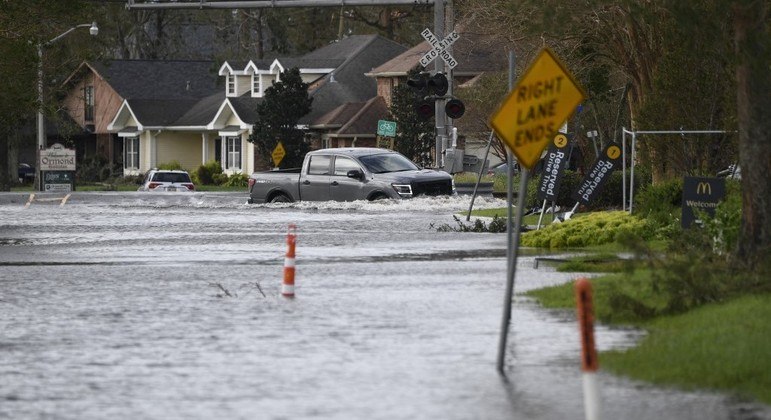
left=218, top=125, right=246, bottom=137
left=117, top=127, right=141, bottom=137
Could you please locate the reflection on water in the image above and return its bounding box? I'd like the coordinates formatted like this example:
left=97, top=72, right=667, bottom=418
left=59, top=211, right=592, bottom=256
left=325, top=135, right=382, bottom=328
left=0, top=193, right=768, bottom=420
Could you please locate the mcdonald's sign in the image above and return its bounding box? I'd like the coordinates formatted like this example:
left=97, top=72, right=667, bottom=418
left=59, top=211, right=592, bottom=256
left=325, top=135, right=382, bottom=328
left=682, top=176, right=725, bottom=228
left=696, top=182, right=712, bottom=195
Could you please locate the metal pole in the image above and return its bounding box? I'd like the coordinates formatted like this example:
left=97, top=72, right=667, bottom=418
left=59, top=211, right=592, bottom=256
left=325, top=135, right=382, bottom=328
left=433, top=0, right=446, bottom=169
left=621, top=128, right=626, bottom=211
left=35, top=43, right=44, bottom=192
left=630, top=132, right=637, bottom=213
left=497, top=168, right=528, bottom=374
left=466, top=131, right=495, bottom=221
left=536, top=199, right=547, bottom=230
left=497, top=49, right=518, bottom=374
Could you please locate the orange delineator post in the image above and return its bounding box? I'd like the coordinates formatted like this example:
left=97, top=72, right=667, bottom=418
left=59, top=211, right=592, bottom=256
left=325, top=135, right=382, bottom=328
left=575, top=277, right=601, bottom=420
left=282, top=224, right=297, bottom=297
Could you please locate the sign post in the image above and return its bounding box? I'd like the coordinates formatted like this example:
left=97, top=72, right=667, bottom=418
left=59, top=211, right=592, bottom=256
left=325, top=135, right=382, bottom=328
left=419, top=28, right=460, bottom=70
left=39, top=143, right=76, bottom=192
left=572, top=143, right=622, bottom=206
left=490, top=48, right=586, bottom=374
left=377, top=120, right=397, bottom=137
left=681, top=176, right=725, bottom=228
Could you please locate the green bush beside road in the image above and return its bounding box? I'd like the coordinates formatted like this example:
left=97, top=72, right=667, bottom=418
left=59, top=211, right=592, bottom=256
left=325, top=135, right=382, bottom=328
left=519, top=178, right=771, bottom=404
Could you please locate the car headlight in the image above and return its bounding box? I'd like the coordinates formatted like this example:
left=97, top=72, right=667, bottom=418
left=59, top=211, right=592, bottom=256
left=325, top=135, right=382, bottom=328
left=391, top=183, right=413, bottom=198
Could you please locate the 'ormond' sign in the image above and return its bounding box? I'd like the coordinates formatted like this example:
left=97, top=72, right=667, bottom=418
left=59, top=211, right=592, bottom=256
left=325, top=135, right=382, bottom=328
left=40, top=143, right=76, bottom=171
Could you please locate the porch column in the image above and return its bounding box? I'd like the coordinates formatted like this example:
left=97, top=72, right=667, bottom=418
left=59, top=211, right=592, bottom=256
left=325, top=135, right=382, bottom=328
left=201, top=133, right=209, bottom=164
left=149, top=131, right=158, bottom=169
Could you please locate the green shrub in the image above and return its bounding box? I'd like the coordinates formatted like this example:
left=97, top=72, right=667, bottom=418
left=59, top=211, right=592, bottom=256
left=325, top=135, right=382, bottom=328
left=633, top=178, right=683, bottom=228
left=223, top=173, right=249, bottom=187
left=212, top=173, right=228, bottom=185
left=157, top=160, right=183, bottom=170
left=521, top=210, right=654, bottom=248
left=76, top=155, right=119, bottom=182
left=194, top=160, right=223, bottom=185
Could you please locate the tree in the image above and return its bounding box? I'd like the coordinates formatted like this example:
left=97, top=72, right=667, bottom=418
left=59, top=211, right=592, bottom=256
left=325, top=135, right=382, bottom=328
left=248, top=67, right=313, bottom=169
left=388, top=69, right=435, bottom=168
left=0, top=0, right=94, bottom=191
left=732, top=0, right=770, bottom=261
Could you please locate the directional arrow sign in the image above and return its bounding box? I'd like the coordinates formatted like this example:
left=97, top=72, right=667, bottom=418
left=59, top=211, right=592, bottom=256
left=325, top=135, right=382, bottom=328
left=419, top=28, right=459, bottom=69
left=489, top=48, right=586, bottom=170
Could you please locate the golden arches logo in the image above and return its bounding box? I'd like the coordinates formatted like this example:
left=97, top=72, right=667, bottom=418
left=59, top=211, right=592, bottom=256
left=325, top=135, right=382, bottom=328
left=696, top=182, right=712, bottom=195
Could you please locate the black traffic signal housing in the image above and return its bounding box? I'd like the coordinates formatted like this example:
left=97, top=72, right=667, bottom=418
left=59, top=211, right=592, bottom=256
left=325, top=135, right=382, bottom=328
left=406, top=72, right=464, bottom=120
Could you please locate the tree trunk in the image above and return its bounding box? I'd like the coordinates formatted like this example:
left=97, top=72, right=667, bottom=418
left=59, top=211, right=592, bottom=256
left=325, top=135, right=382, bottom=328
left=734, top=0, right=771, bottom=261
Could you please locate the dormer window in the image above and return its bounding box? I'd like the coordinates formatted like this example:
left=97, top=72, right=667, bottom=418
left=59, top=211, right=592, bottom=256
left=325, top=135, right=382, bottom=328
left=252, top=74, right=259, bottom=97
left=227, top=74, right=236, bottom=96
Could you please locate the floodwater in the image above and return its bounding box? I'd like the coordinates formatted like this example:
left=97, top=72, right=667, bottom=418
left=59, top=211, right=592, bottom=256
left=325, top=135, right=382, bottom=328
left=0, top=192, right=768, bottom=420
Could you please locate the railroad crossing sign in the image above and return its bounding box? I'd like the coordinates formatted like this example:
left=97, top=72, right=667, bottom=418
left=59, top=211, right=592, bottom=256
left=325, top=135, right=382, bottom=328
left=489, top=48, right=586, bottom=170
left=377, top=120, right=397, bottom=137
left=419, top=28, right=460, bottom=69
left=271, top=141, right=286, bottom=167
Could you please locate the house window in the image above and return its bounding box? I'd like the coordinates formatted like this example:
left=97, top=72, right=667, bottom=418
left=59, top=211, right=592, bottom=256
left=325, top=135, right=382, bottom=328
left=84, top=86, right=94, bottom=122
left=252, top=74, right=259, bottom=96
left=124, top=137, right=139, bottom=170
left=225, top=136, right=241, bottom=170
left=227, top=74, right=236, bottom=96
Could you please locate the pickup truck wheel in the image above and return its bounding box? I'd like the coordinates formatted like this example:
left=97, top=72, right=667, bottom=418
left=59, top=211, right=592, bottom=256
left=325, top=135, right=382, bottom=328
left=270, top=193, right=292, bottom=203
left=369, top=193, right=388, bottom=201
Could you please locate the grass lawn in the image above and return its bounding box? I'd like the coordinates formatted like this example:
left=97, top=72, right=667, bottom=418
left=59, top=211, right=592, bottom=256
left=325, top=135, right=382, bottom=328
left=526, top=274, right=771, bottom=404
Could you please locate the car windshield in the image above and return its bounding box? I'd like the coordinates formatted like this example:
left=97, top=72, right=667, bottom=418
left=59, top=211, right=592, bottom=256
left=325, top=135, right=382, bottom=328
left=153, top=172, right=191, bottom=183
left=358, top=153, right=419, bottom=174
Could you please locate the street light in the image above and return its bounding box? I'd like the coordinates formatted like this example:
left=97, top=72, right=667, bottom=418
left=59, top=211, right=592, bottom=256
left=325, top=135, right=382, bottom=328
left=36, top=21, right=98, bottom=191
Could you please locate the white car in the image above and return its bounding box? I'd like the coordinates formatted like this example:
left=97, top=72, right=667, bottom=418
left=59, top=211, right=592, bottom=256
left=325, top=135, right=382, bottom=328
left=138, top=169, right=196, bottom=192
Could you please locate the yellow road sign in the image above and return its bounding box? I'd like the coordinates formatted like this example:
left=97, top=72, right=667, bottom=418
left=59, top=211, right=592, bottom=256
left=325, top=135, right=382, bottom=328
left=272, top=142, right=286, bottom=166
left=489, top=48, right=586, bottom=170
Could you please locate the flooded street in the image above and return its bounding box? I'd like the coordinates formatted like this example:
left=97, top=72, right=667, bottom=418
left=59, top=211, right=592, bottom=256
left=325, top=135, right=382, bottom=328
left=1, top=192, right=768, bottom=419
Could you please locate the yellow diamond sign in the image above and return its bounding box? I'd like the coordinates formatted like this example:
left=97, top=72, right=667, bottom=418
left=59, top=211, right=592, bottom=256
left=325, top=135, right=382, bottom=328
left=271, top=141, right=286, bottom=167
left=489, top=48, right=586, bottom=170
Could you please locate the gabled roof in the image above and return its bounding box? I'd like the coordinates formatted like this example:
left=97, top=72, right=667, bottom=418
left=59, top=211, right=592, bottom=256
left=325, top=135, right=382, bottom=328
left=126, top=98, right=200, bottom=127
left=298, top=35, right=408, bottom=124
left=311, top=96, right=388, bottom=138
left=89, top=60, right=220, bottom=100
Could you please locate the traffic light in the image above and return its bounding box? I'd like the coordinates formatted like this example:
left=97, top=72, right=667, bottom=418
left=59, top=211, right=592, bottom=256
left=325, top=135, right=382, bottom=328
left=406, top=72, right=465, bottom=120
left=427, top=73, right=448, bottom=96
left=445, top=98, right=465, bottom=119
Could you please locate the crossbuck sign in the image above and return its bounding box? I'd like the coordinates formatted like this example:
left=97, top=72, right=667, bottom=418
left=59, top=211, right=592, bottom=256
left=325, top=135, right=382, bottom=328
left=419, top=28, right=460, bottom=70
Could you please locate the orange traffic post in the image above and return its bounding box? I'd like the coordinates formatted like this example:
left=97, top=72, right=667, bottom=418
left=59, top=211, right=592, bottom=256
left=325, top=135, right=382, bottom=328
left=282, top=224, right=297, bottom=298
left=575, top=277, right=602, bottom=420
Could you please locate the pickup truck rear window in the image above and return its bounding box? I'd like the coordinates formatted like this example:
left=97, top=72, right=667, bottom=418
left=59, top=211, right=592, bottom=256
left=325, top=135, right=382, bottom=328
left=359, top=153, right=418, bottom=174
left=308, top=155, right=331, bottom=175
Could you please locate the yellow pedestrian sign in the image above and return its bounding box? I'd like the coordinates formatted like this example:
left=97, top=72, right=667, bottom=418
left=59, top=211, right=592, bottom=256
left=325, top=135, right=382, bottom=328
left=489, top=48, right=586, bottom=170
left=272, top=142, right=286, bottom=167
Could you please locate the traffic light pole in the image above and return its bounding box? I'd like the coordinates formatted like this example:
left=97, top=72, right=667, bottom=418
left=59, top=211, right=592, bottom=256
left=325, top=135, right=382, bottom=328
left=433, top=0, right=446, bottom=168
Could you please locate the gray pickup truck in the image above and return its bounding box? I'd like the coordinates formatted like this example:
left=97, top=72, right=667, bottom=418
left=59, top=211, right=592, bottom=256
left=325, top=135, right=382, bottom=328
left=247, top=148, right=454, bottom=203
